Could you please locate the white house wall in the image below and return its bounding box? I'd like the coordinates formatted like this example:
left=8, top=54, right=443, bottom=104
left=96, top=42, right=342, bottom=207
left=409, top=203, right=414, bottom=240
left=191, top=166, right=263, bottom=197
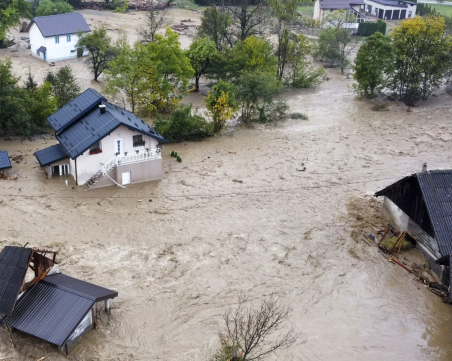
left=364, top=0, right=416, bottom=19
left=29, top=23, right=87, bottom=62
left=76, top=125, right=160, bottom=185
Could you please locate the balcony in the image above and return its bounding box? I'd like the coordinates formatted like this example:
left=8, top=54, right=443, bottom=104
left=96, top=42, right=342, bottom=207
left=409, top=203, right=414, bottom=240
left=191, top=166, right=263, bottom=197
left=117, top=148, right=161, bottom=166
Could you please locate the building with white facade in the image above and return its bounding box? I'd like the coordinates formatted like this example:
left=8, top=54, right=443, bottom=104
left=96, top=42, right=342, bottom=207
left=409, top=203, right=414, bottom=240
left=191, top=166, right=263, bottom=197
left=27, top=13, right=91, bottom=62
left=34, top=89, right=169, bottom=188
left=313, top=0, right=417, bottom=22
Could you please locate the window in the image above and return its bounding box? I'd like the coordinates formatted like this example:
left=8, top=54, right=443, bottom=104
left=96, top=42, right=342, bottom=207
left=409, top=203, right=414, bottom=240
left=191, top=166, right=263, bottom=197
left=408, top=11, right=412, bottom=17
left=55, top=36, right=59, bottom=44
left=67, top=35, right=71, bottom=42
left=133, top=135, right=145, bottom=147
left=89, top=141, right=102, bottom=155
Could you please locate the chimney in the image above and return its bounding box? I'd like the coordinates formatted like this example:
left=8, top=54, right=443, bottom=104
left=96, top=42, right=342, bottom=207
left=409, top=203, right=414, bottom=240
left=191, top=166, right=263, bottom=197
left=54, top=9, right=58, bottom=15
left=422, top=163, right=427, bottom=172
left=99, top=104, right=106, bottom=115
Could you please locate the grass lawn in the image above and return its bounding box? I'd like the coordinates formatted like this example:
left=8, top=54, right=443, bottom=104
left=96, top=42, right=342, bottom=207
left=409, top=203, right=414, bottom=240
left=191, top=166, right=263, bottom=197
left=297, top=6, right=314, bottom=17
left=425, top=4, right=452, bottom=16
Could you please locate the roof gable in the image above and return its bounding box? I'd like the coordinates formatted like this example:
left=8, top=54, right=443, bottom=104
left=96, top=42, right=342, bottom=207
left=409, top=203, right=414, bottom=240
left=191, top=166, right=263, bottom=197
left=376, top=170, right=452, bottom=257
left=3, top=274, right=117, bottom=346
left=29, top=13, right=91, bottom=37
left=47, top=88, right=106, bottom=133
left=0, top=247, right=32, bottom=315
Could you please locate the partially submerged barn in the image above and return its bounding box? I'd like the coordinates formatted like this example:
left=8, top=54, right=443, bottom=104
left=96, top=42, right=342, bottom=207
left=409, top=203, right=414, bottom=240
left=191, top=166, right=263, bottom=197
left=0, top=246, right=118, bottom=355
left=375, top=167, right=452, bottom=298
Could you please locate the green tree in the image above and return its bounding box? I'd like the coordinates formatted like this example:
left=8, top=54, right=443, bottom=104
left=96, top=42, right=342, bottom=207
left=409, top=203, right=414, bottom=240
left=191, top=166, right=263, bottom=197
left=23, top=68, right=38, bottom=91
left=102, top=40, right=147, bottom=113
left=199, top=7, right=231, bottom=51
left=235, top=70, right=285, bottom=123
left=76, top=27, right=118, bottom=82
left=188, top=36, right=219, bottom=91
left=154, top=105, right=214, bottom=142
left=353, top=32, right=395, bottom=98
left=44, top=65, right=80, bottom=108
left=104, top=28, right=193, bottom=115
left=205, top=80, right=239, bottom=132
left=25, top=81, right=58, bottom=129
left=315, top=10, right=359, bottom=73
left=270, top=0, right=300, bottom=80
left=287, top=33, right=325, bottom=88
left=392, top=15, right=452, bottom=104
left=0, top=0, right=30, bottom=45
left=226, top=35, right=278, bottom=80
left=36, top=0, right=73, bottom=16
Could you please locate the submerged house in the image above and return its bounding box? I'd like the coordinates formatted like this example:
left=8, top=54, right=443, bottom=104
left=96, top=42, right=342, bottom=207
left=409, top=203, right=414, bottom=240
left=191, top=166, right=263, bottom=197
left=0, top=150, right=12, bottom=174
left=27, top=13, right=91, bottom=62
left=375, top=167, right=452, bottom=291
left=34, top=88, right=169, bottom=188
left=0, top=246, right=118, bottom=355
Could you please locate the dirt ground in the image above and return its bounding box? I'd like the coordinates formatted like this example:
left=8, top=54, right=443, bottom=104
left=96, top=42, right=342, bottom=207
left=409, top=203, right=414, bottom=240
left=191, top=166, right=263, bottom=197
left=1, top=8, right=452, bottom=361
left=0, top=8, right=201, bottom=92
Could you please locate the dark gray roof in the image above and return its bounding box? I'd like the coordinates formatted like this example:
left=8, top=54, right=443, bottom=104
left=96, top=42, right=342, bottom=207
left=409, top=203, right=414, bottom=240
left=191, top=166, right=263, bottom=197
left=3, top=274, right=117, bottom=346
left=3, top=282, right=93, bottom=346
left=319, top=0, right=364, bottom=10
left=55, top=95, right=169, bottom=159
left=0, top=247, right=32, bottom=315
left=366, top=0, right=408, bottom=8
left=37, top=46, right=46, bottom=54
left=47, top=88, right=106, bottom=133
left=0, top=151, right=11, bottom=170
left=43, top=273, right=118, bottom=302
left=29, top=13, right=91, bottom=37
left=34, top=144, right=69, bottom=167
left=376, top=170, right=452, bottom=257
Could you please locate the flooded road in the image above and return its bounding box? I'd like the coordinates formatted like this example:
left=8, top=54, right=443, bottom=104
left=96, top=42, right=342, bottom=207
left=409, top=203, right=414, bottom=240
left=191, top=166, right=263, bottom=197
left=0, top=70, right=452, bottom=361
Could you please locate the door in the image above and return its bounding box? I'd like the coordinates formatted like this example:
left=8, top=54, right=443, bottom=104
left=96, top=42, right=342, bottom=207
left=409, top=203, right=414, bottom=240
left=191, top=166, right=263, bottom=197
left=122, top=171, right=131, bottom=185
left=43, top=52, right=46, bottom=61
left=59, top=164, right=69, bottom=175
left=367, top=5, right=372, bottom=13
left=385, top=10, right=391, bottom=20
left=401, top=10, right=406, bottom=18
left=392, top=10, right=400, bottom=19
left=115, top=139, right=124, bottom=156
left=378, top=9, right=384, bottom=19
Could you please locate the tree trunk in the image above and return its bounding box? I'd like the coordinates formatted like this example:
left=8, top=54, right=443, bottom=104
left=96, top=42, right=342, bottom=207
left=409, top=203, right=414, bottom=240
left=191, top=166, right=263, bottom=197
left=195, top=76, right=200, bottom=92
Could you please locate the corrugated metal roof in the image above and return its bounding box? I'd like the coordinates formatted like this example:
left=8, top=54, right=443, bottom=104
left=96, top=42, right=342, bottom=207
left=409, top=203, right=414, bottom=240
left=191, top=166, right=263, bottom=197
left=30, top=13, right=91, bottom=38
left=0, top=150, right=12, bottom=170
left=34, top=144, right=69, bottom=167
left=376, top=170, right=452, bottom=257
left=55, top=97, right=169, bottom=159
left=3, top=273, right=117, bottom=346
left=3, top=282, right=94, bottom=346
left=0, top=247, right=32, bottom=315
left=47, top=88, right=106, bottom=133
left=43, top=273, right=118, bottom=302
left=418, top=170, right=452, bottom=256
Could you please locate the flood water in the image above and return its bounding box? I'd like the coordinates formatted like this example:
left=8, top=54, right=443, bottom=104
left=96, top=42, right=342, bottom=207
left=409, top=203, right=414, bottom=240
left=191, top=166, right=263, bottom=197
left=0, top=69, right=452, bottom=361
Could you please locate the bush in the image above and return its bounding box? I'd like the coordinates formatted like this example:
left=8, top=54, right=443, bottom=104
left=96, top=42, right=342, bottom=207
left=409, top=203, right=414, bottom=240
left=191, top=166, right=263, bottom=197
left=113, top=0, right=129, bottom=13
left=357, top=20, right=387, bottom=37
left=36, top=0, right=73, bottom=16
left=154, top=105, right=214, bottom=143
left=290, top=112, right=308, bottom=120
left=380, top=235, right=412, bottom=252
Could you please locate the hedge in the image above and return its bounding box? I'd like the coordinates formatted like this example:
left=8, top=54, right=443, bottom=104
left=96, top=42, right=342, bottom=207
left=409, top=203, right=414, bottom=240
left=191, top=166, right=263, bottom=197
left=357, top=20, right=387, bottom=37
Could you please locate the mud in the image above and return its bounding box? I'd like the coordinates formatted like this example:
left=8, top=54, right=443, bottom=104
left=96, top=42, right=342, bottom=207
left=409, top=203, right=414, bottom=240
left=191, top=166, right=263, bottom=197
left=1, top=8, right=452, bottom=361
left=0, top=67, right=451, bottom=360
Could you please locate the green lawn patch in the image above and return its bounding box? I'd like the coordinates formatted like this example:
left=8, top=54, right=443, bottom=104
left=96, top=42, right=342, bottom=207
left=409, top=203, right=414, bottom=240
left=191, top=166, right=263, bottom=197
left=425, top=4, right=452, bottom=16
left=297, top=6, right=314, bottom=17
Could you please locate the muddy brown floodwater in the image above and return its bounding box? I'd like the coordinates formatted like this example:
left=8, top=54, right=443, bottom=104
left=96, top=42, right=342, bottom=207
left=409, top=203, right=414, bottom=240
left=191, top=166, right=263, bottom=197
left=1, top=69, right=452, bottom=360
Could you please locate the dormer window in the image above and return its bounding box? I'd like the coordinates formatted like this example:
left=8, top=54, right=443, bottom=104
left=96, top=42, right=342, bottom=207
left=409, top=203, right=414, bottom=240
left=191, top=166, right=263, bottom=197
left=133, top=135, right=145, bottom=147
left=89, top=141, right=102, bottom=155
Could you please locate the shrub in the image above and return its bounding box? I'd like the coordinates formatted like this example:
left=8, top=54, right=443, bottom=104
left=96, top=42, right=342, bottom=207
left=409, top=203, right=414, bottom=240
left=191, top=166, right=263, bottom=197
left=290, top=112, right=309, bottom=120
left=371, top=102, right=389, bottom=111
left=171, top=151, right=175, bottom=157
left=177, top=156, right=182, bottom=162
left=154, top=105, right=214, bottom=143
left=357, top=20, right=387, bottom=37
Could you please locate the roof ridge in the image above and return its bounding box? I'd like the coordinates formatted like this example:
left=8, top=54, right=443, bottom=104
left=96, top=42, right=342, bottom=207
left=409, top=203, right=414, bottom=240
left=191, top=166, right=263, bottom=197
left=41, top=279, right=96, bottom=301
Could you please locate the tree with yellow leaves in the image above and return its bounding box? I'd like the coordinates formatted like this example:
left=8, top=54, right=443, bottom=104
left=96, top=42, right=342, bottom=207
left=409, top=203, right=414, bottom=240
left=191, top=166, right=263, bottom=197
left=205, top=80, right=239, bottom=133
left=391, top=15, right=452, bottom=105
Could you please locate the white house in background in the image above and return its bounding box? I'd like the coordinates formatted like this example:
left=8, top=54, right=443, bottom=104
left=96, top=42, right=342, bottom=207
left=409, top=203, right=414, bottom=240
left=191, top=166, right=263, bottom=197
left=27, top=12, right=91, bottom=62
left=34, top=89, right=169, bottom=189
left=313, top=0, right=417, bottom=22
left=364, top=0, right=417, bottom=20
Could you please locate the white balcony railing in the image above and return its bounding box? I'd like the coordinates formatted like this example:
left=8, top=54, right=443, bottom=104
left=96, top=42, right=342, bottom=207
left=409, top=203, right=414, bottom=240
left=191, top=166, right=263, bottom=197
left=99, top=148, right=161, bottom=175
